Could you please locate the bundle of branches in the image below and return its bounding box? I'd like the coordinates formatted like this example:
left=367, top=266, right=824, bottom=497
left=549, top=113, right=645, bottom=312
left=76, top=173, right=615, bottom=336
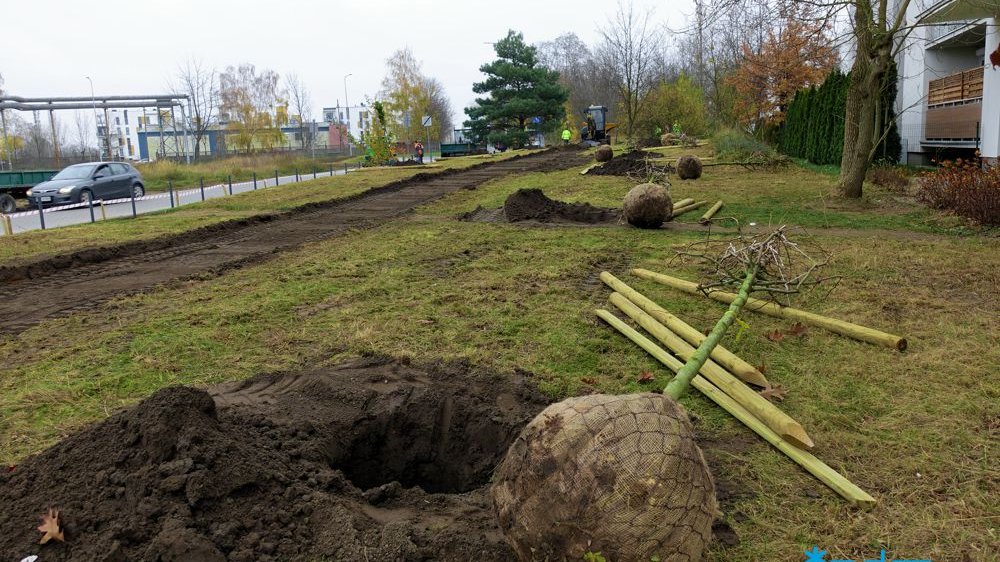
left=677, top=226, right=834, bottom=308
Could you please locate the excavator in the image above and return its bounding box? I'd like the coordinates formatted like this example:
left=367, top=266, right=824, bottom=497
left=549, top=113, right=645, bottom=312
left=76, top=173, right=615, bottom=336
left=579, top=105, right=616, bottom=146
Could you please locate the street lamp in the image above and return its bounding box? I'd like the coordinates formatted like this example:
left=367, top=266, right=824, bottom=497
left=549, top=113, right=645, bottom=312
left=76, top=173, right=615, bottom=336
left=85, top=76, right=102, bottom=162
left=343, top=73, right=353, bottom=155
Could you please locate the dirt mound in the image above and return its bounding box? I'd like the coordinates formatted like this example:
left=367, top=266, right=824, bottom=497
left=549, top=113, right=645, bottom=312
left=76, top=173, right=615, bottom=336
left=500, top=188, right=620, bottom=224
left=589, top=150, right=675, bottom=177
left=0, top=357, right=549, bottom=562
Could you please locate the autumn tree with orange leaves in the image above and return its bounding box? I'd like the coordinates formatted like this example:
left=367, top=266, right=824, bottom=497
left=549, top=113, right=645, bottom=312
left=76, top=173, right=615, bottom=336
left=727, top=15, right=838, bottom=134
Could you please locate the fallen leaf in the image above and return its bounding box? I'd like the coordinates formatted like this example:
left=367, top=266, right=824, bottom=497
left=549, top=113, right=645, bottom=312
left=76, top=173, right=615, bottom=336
left=416, top=319, right=435, bottom=325
left=755, top=362, right=768, bottom=375
left=637, top=371, right=655, bottom=384
left=37, top=507, right=64, bottom=544
left=580, top=377, right=598, bottom=386
left=5, top=465, right=14, bottom=473
left=786, top=322, right=808, bottom=337
left=765, top=329, right=784, bottom=342
left=759, top=384, right=788, bottom=402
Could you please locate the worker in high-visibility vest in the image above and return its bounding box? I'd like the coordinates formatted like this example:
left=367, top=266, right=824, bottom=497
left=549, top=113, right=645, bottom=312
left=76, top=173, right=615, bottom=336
left=561, top=128, right=571, bottom=145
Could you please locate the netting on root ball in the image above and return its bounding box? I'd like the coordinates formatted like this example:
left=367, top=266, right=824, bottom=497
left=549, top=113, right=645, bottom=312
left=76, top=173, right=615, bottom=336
left=491, top=393, right=716, bottom=562
left=595, top=145, right=614, bottom=162
left=677, top=155, right=703, bottom=180
left=624, top=183, right=673, bottom=229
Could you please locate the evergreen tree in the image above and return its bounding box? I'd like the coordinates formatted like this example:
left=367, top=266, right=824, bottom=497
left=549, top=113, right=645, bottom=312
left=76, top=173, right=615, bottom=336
left=464, top=30, right=569, bottom=149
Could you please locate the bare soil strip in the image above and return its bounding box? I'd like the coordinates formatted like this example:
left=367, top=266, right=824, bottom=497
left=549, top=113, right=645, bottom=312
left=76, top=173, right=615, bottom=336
left=0, top=150, right=584, bottom=335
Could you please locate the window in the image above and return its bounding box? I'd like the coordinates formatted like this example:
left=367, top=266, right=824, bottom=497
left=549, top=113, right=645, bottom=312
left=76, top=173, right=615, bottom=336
left=115, top=117, right=120, bottom=125
left=111, top=163, right=128, bottom=174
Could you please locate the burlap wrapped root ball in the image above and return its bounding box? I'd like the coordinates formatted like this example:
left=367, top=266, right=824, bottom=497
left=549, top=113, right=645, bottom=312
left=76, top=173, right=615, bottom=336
left=492, top=393, right=716, bottom=562
left=660, top=132, right=678, bottom=146
left=676, top=155, right=703, bottom=180
left=595, top=145, right=614, bottom=162
left=624, top=183, right=673, bottom=229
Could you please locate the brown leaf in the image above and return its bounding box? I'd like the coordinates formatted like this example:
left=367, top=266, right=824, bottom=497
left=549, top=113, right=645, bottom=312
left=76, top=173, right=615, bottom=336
left=759, top=384, right=788, bottom=402
left=755, top=362, right=767, bottom=376
left=637, top=371, right=655, bottom=384
left=38, top=507, right=64, bottom=544
left=580, top=377, right=598, bottom=386
left=765, top=329, right=785, bottom=342
left=786, top=322, right=808, bottom=337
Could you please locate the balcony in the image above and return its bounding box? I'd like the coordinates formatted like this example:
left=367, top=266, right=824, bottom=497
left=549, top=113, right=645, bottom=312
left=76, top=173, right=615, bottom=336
left=924, top=67, right=983, bottom=142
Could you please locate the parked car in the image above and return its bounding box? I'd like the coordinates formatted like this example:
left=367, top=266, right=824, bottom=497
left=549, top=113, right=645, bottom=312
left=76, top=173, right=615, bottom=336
left=25, top=162, right=145, bottom=207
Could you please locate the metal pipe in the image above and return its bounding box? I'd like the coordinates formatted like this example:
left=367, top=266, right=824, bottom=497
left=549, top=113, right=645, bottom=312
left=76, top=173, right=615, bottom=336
left=86, top=77, right=101, bottom=162
left=1, top=94, right=188, bottom=103
left=0, top=100, right=183, bottom=111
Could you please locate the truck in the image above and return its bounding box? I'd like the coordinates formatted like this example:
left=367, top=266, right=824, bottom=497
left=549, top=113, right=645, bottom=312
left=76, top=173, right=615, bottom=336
left=0, top=169, right=58, bottom=213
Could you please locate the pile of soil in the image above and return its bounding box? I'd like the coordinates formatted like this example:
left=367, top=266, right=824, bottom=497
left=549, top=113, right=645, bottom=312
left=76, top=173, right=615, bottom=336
left=388, top=159, right=422, bottom=167
left=461, top=188, right=620, bottom=226
left=0, top=357, right=549, bottom=562
left=589, top=150, right=675, bottom=177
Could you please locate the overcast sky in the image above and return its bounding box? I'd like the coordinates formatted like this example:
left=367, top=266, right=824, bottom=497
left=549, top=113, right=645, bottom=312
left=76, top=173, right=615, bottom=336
left=2, top=0, right=689, bottom=131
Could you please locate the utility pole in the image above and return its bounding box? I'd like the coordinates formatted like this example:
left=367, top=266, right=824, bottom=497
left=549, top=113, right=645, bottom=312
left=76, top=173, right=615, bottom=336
left=344, top=73, right=352, bottom=156
left=48, top=107, right=61, bottom=167
left=85, top=76, right=102, bottom=161
left=0, top=108, right=11, bottom=170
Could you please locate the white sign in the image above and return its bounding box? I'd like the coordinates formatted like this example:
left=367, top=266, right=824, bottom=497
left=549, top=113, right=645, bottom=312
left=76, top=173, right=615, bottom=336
left=421, top=115, right=432, bottom=127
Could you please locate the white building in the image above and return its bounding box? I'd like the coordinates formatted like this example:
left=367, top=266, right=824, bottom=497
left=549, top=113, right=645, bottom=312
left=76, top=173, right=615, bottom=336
left=322, top=104, right=374, bottom=149
left=896, top=0, right=1000, bottom=164
left=96, top=108, right=142, bottom=160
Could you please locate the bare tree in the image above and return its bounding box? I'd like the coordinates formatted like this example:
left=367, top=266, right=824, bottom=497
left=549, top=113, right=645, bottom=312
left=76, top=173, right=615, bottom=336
left=174, top=58, right=218, bottom=160
left=219, top=64, right=284, bottom=153
left=537, top=33, right=619, bottom=125
left=285, top=72, right=313, bottom=151
left=596, top=1, right=663, bottom=139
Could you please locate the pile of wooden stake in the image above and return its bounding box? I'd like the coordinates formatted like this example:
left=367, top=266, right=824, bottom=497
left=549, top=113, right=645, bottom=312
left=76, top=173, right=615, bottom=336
left=595, top=269, right=908, bottom=508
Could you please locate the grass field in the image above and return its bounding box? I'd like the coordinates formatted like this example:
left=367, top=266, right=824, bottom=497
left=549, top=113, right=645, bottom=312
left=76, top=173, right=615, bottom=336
left=1, top=145, right=996, bottom=560
left=0, top=151, right=533, bottom=267
left=134, top=152, right=355, bottom=192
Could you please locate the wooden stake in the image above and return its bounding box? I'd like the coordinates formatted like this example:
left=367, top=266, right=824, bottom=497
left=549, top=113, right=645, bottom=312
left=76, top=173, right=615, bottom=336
left=99, top=201, right=107, bottom=221
left=673, top=197, right=695, bottom=208
left=699, top=200, right=724, bottom=224
left=2, top=215, right=12, bottom=236
left=670, top=200, right=708, bottom=218
left=608, top=294, right=814, bottom=449
left=600, top=271, right=768, bottom=386
left=595, top=309, right=875, bottom=508
left=632, top=269, right=907, bottom=351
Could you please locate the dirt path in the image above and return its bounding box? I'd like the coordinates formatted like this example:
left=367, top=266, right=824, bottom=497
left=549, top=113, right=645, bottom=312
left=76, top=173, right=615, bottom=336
left=0, top=150, right=584, bottom=335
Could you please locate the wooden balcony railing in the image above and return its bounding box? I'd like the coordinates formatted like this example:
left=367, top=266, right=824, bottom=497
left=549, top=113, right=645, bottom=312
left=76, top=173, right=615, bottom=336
left=928, top=67, right=984, bottom=105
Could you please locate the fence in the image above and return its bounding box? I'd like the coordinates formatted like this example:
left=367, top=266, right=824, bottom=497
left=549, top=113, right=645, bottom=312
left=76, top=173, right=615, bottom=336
left=0, top=161, right=364, bottom=237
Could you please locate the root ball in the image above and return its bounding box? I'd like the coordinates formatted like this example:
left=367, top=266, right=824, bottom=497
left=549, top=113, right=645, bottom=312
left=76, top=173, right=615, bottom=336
left=623, top=183, right=673, bottom=228
left=491, top=393, right=716, bottom=562
left=595, top=145, right=614, bottom=162
left=677, top=155, right=703, bottom=180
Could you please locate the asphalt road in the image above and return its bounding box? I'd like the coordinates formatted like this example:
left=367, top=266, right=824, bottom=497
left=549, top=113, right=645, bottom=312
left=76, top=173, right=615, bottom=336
left=2, top=168, right=349, bottom=235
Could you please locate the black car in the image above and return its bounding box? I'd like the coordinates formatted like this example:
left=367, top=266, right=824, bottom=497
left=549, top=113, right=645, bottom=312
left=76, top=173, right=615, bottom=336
left=26, top=162, right=145, bottom=207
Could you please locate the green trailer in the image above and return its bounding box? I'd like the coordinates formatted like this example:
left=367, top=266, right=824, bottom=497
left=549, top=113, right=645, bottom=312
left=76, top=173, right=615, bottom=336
left=0, top=169, right=58, bottom=213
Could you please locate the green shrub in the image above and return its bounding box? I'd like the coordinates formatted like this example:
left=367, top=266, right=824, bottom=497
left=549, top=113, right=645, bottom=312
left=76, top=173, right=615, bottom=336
left=712, top=129, right=778, bottom=161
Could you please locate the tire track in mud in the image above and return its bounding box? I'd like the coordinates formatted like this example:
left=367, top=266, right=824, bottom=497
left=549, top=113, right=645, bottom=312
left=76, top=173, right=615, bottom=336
left=0, top=150, right=584, bottom=334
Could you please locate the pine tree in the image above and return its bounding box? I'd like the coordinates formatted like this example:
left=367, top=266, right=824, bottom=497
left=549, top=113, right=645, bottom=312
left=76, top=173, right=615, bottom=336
left=464, top=30, right=569, bottom=149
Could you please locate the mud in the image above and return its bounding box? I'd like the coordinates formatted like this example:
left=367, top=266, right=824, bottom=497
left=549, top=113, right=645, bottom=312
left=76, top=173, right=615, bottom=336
left=588, top=149, right=675, bottom=177
left=0, top=149, right=586, bottom=334
left=0, top=357, right=548, bottom=562
left=461, top=188, right=620, bottom=225
left=0, top=356, right=750, bottom=561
